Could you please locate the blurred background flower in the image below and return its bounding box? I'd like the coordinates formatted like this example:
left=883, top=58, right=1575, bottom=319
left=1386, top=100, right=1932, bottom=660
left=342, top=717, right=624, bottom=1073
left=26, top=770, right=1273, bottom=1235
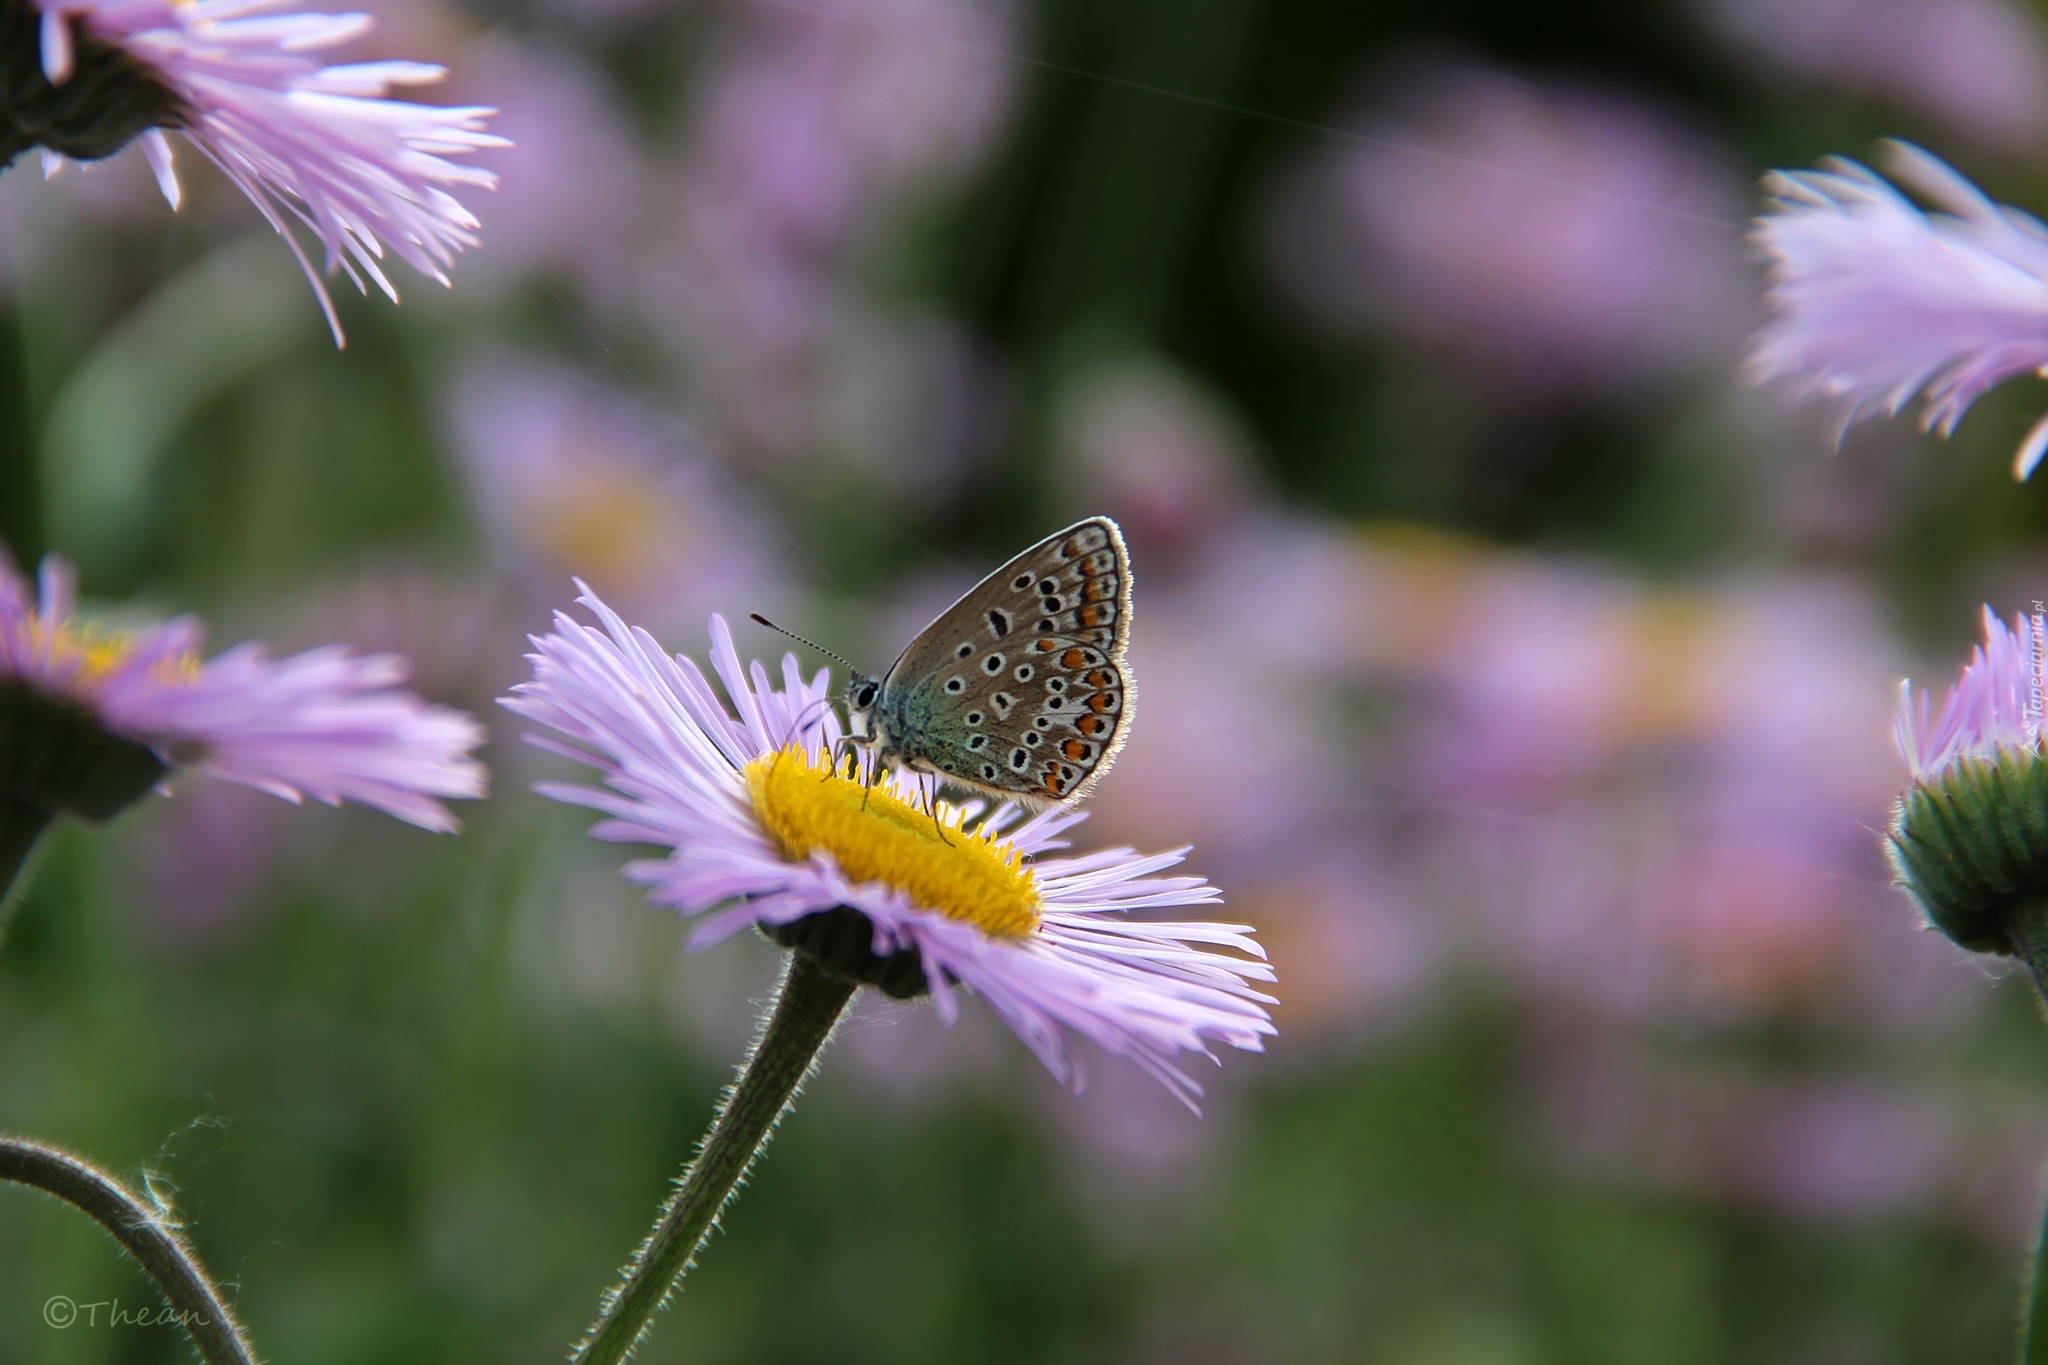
left=3, top=0, right=2048, bottom=1360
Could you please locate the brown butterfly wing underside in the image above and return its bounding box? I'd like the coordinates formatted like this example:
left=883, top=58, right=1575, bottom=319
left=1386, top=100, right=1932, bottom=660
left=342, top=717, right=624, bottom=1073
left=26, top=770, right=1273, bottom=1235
left=874, top=517, right=1134, bottom=807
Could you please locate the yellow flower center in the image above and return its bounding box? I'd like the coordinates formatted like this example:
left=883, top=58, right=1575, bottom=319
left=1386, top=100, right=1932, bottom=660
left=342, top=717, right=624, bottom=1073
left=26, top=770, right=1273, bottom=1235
left=744, top=746, right=1040, bottom=939
left=29, top=620, right=198, bottom=687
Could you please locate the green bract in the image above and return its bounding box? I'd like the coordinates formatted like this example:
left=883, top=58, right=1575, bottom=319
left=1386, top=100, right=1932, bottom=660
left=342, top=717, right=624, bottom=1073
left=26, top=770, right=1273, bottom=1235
left=1890, top=748, right=2048, bottom=956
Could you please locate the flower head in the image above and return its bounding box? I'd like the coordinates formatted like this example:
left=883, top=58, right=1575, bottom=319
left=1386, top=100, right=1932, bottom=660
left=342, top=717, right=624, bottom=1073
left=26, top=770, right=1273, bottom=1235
left=20, top=0, right=506, bottom=344
left=1750, top=141, right=2048, bottom=478
left=0, top=553, right=486, bottom=828
left=503, top=589, right=1277, bottom=1110
left=1888, top=607, right=2048, bottom=954
left=1268, top=61, right=1743, bottom=397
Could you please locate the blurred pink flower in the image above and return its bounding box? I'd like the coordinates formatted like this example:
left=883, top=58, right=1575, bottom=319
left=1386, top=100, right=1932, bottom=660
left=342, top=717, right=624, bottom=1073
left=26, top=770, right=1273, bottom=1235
left=1, top=553, right=486, bottom=829
left=31, top=0, right=506, bottom=342
left=1751, top=142, right=2048, bottom=478
left=1270, top=60, right=1745, bottom=395
left=646, top=0, right=1017, bottom=463
left=1536, top=1046, right=2046, bottom=1244
left=1895, top=606, right=2041, bottom=778
left=448, top=40, right=643, bottom=310
left=1707, top=0, right=2048, bottom=154
left=442, top=350, right=786, bottom=636
left=126, top=779, right=290, bottom=942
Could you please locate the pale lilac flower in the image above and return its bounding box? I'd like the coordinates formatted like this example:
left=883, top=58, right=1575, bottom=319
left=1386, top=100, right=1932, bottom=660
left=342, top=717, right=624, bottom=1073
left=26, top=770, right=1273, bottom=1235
left=1706, top=0, right=2048, bottom=155
left=442, top=350, right=786, bottom=637
left=1894, top=606, right=2041, bottom=778
left=503, top=590, right=1277, bottom=1110
left=31, top=0, right=506, bottom=343
left=1269, top=60, right=1744, bottom=395
left=1751, top=142, right=2048, bottom=477
left=0, top=554, right=486, bottom=829
left=646, top=0, right=1016, bottom=465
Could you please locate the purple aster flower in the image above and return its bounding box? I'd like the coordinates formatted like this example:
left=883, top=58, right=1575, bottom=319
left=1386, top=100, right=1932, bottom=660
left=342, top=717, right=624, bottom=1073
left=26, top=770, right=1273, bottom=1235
left=24, top=0, right=506, bottom=343
left=0, top=552, right=486, bottom=830
left=1888, top=605, right=2048, bottom=963
left=1750, top=141, right=2048, bottom=478
left=1267, top=60, right=1744, bottom=398
left=1895, top=606, right=2041, bottom=780
left=503, top=589, right=1277, bottom=1110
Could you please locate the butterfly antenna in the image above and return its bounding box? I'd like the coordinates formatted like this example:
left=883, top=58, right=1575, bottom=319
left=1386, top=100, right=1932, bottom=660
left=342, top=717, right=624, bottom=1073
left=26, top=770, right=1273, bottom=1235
left=749, top=613, right=860, bottom=674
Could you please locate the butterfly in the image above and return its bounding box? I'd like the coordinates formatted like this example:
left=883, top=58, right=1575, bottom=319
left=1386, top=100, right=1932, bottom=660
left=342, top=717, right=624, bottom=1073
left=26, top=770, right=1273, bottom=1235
left=843, top=517, right=1134, bottom=808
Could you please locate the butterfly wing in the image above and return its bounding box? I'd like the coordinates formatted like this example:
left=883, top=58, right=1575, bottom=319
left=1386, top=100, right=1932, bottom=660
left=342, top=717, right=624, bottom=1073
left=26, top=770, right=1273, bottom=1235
left=881, top=517, right=1134, bottom=805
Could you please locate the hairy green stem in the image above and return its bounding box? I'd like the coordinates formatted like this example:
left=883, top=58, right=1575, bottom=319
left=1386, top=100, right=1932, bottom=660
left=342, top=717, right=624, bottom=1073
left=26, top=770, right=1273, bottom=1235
left=572, top=953, right=856, bottom=1365
left=0, top=1136, right=259, bottom=1365
left=2011, top=912, right=2048, bottom=1364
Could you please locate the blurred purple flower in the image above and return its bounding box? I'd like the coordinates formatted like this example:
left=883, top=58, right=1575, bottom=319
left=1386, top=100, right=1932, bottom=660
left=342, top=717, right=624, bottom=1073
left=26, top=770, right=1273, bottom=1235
left=647, top=0, right=1017, bottom=462
left=1707, top=0, right=2048, bottom=154
left=1751, top=142, right=2048, bottom=478
left=504, top=593, right=1277, bottom=1109
left=1, top=553, right=486, bottom=829
left=33, top=0, right=506, bottom=342
left=1536, top=1046, right=2043, bottom=1242
left=1895, top=607, right=2040, bottom=778
left=442, top=349, right=785, bottom=636
left=1269, top=61, right=1744, bottom=395
left=449, top=40, right=642, bottom=310
left=126, top=778, right=290, bottom=942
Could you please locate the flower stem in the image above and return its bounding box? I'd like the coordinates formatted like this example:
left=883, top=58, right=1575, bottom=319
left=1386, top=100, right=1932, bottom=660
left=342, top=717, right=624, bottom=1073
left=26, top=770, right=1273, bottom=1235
left=2010, top=911, right=2048, bottom=1364
left=0, top=1136, right=258, bottom=1365
left=0, top=794, right=51, bottom=932
left=572, top=952, right=856, bottom=1365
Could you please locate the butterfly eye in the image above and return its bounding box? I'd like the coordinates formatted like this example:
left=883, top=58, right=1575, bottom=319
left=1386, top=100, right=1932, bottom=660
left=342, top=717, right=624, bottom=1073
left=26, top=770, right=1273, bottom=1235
left=853, top=682, right=878, bottom=708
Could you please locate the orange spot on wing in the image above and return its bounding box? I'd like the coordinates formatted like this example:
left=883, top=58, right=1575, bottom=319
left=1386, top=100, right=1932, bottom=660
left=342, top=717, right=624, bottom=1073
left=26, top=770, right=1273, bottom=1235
left=1061, top=648, right=1088, bottom=669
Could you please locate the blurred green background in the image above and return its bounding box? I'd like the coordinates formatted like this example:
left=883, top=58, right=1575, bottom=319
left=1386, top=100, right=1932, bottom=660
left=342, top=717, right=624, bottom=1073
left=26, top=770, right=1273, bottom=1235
left=8, top=0, right=2048, bottom=1360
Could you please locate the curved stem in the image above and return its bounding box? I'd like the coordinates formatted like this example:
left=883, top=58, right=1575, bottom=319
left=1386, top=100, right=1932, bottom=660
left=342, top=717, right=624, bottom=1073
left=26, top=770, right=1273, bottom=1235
left=0, top=1136, right=259, bottom=1365
left=572, top=953, right=856, bottom=1365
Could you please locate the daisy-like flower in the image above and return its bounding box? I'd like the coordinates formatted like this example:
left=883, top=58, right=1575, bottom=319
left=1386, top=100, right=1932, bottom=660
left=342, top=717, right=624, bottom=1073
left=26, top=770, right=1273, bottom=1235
left=0, top=553, right=486, bottom=835
left=1750, top=141, right=2048, bottom=479
left=9, top=0, right=506, bottom=344
left=503, top=587, right=1277, bottom=1110
left=1888, top=606, right=2048, bottom=960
